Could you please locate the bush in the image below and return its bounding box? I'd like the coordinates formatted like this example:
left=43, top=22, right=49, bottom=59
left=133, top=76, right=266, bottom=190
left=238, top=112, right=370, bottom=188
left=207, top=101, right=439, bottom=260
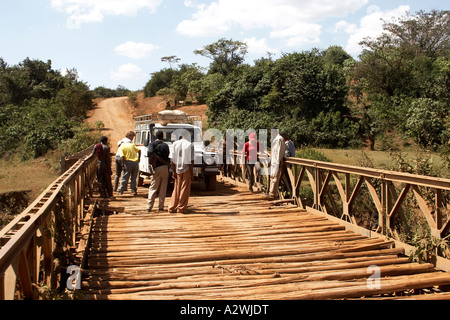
left=0, top=58, right=94, bottom=159
left=58, top=123, right=103, bottom=157
left=405, top=98, right=449, bottom=149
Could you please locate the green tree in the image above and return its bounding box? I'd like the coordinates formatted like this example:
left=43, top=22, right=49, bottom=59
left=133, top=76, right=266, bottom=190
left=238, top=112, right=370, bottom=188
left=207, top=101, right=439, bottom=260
left=323, top=46, right=353, bottom=67
left=265, top=50, right=349, bottom=119
left=382, top=10, right=449, bottom=58
left=350, top=10, right=450, bottom=150
left=189, top=72, right=225, bottom=104
left=207, top=48, right=354, bottom=148
left=405, top=99, right=449, bottom=148
left=92, top=85, right=131, bottom=98
left=0, top=58, right=95, bottom=158
left=144, top=68, right=178, bottom=98
left=161, top=55, right=181, bottom=69
left=194, top=38, right=248, bottom=77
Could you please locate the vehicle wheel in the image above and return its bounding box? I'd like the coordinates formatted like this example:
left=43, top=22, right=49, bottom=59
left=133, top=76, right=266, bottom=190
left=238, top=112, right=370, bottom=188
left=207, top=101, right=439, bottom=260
left=205, top=175, right=217, bottom=191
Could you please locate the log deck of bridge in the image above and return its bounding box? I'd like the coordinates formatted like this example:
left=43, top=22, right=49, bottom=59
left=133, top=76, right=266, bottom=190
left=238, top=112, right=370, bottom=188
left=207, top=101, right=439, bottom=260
left=83, top=178, right=450, bottom=300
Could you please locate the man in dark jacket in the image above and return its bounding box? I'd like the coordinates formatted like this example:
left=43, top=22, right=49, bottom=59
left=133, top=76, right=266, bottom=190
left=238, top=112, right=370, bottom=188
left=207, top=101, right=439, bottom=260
left=147, top=131, right=170, bottom=212
left=92, top=136, right=114, bottom=199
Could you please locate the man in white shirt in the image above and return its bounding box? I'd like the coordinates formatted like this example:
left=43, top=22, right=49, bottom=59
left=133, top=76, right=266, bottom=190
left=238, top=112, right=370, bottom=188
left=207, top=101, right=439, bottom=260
left=169, top=135, right=195, bottom=213
left=268, top=131, right=287, bottom=199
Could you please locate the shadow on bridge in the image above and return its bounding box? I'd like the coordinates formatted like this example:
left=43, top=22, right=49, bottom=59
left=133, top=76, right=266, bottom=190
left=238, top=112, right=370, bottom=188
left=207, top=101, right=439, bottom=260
left=81, top=176, right=450, bottom=300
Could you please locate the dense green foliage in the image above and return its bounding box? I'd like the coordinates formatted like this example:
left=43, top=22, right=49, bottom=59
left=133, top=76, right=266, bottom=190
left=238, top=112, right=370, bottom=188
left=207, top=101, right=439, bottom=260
left=350, top=10, right=449, bottom=151
left=143, top=10, right=449, bottom=155
left=92, top=85, right=131, bottom=98
left=207, top=49, right=361, bottom=148
left=0, top=58, right=95, bottom=159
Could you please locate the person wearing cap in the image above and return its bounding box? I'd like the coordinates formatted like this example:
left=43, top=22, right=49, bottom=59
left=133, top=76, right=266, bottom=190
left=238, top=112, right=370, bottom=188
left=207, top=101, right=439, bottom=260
left=117, top=131, right=141, bottom=196
left=114, top=134, right=132, bottom=192
left=242, top=132, right=264, bottom=193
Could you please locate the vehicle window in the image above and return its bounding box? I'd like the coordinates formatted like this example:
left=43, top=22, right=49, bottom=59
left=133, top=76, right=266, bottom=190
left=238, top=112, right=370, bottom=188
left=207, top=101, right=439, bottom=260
left=194, top=129, right=202, bottom=143
left=135, top=132, right=142, bottom=145
left=153, top=128, right=196, bottom=143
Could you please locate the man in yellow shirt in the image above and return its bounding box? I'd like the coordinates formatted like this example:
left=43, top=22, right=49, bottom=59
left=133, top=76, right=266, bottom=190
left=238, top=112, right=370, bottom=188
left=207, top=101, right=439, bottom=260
left=117, top=131, right=141, bottom=196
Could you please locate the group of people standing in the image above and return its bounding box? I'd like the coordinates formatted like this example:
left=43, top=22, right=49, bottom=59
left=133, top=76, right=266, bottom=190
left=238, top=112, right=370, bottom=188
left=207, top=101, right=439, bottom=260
left=218, top=129, right=296, bottom=199
left=93, top=128, right=296, bottom=213
left=146, top=130, right=196, bottom=214
left=240, top=130, right=295, bottom=199
left=93, top=130, right=195, bottom=214
left=92, top=131, right=141, bottom=199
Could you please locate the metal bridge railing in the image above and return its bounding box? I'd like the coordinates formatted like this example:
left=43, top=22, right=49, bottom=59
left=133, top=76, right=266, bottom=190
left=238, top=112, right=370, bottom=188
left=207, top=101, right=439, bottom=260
left=0, top=148, right=97, bottom=300
left=225, top=151, right=450, bottom=271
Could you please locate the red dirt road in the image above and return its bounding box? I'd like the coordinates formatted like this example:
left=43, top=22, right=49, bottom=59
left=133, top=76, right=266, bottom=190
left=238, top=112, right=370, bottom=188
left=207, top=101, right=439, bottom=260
left=85, top=95, right=209, bottom=153
left=86, top=97, right=135, bottom=153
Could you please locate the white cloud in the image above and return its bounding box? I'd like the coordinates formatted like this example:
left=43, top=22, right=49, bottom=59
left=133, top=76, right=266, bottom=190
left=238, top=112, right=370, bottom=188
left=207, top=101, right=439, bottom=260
left=244, top=37, right=281, bottom=56
left=342, top=5, right=411, bottom=56
left=176, top=0, right=368, bottom=47
left=114, top=41, right=160, bottom=59
left=270, top=22, right=322, bottom=47
left=366, top=5, right=381, bottom=14
left=51, top=0, right=162, bottom=28
left=110, top=63, right=147, bottom=81
left=333, top=21, right=358, bottom=34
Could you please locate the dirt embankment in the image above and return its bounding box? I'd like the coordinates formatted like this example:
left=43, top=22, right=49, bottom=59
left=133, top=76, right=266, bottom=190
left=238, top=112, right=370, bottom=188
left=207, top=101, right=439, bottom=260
left=86, top=93, right=209, bottom=153
left=132, top=93, right=209, bottom=129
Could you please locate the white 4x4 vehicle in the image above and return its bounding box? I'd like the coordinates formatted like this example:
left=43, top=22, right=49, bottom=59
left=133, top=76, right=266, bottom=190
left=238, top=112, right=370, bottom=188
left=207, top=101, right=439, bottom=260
left=134, top=111, right=220, bottom=191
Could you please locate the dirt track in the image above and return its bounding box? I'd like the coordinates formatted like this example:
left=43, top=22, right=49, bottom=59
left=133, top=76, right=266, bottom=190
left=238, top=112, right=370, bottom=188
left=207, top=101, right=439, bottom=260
left=86, top=97, right=135, bottom=153
left=86, top=95, right=209, bottom=153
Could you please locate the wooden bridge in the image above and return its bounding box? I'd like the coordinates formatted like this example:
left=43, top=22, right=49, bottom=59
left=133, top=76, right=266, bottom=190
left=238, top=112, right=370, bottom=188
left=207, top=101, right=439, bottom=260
left=1, top=148, right=450, bottom=300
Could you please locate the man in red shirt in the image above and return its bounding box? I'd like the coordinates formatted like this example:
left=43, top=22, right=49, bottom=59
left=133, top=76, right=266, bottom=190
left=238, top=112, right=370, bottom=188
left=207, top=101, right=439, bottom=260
left=241, top=132, right=264, bottom=192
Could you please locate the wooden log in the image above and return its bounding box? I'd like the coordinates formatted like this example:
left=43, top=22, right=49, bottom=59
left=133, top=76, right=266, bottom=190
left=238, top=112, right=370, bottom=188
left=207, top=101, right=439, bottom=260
left=292, top=272, right=450, bottom=300
left=86, top=239, right=397, bottom=269
left=83, top=248, right=405, bottom=280
left=81, top=179, right=450, bottom=301
left=86, top=237, right=388, bottom=260
left=83, top=256, right=411, bottom=291
left=87, top=233, right=368, bottom=253
left=84, top=268, right=449, bottom=300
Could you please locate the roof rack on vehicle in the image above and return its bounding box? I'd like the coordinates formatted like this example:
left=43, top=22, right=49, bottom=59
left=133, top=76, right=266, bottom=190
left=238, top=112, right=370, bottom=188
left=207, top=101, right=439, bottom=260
left=134, top=114, right=153, bottom=122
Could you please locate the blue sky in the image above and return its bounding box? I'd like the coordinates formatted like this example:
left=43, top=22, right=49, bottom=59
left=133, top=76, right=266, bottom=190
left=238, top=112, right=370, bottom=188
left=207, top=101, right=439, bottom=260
left=0, top=1, right=447, bottom=91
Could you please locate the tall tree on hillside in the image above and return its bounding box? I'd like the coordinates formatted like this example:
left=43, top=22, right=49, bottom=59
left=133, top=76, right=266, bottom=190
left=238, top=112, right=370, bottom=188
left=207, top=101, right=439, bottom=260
left=161, top=55, right=181, bottom=69
left=194, top=38, right=248, bottom=77
left=350, top=10, right=449, bottom=150
left=381, top=10, right=449, bottom=57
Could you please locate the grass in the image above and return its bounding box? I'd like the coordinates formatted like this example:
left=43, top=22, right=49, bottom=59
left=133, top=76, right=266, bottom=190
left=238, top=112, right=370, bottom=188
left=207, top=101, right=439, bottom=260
left=317, top=149, right=391, bottom=167
left=0, top=152, right=61, bottom=201
left=317, top=148, right=447, bottom=174
left=0, top=153, right=61, bottom=228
